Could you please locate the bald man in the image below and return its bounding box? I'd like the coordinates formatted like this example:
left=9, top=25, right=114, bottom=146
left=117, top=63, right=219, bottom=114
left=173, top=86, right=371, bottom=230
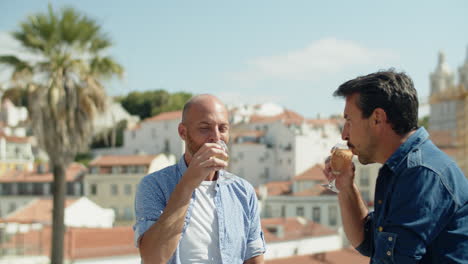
left=133, top=95, right=266, bottom=264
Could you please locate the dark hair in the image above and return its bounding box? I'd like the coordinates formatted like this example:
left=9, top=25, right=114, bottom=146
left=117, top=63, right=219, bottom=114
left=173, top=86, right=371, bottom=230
left=333, top=69, right=419, bottom=135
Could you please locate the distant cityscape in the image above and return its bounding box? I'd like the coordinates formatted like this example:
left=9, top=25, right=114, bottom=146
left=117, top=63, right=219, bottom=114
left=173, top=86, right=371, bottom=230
left=0, top=48, right=467, bottom=264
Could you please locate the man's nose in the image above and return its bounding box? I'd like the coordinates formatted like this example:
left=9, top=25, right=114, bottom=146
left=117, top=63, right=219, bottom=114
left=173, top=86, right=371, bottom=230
left=341, top=124, right=349, bottom=141
left=208, top=128, right=221, bottom=142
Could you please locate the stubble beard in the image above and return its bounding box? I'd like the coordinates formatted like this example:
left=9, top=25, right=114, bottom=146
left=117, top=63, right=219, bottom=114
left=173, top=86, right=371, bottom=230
left=186, top=130, right=203, bottom=157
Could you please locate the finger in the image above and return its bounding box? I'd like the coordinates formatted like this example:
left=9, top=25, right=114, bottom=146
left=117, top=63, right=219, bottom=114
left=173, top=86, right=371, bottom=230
left=199, top=156, right=228, bottom=168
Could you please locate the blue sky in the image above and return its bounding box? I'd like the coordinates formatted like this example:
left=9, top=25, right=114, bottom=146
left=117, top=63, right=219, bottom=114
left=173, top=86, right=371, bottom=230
left=1, top=0, right=467, bottom=118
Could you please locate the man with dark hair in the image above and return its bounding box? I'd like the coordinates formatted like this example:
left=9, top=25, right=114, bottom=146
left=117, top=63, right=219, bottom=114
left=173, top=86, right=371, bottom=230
left=324, top=70, right=468, bottom=263
left=134, top=94, right=265, bottom=263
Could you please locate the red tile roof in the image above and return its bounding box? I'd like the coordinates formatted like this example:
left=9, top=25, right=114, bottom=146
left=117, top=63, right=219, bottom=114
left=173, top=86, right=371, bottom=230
left=266, top=248, right=370, bottom=264
left=143, top=110, right=182, bottom=122
left=5, top=198, right=78, bottom=224
left=294, top=164, right=326, bottom=181
left=89, top=154, right=159, bottom=166
left=256, top=181, right=292, bottom=196
left=262, top=217, right=336, bottom=242
left=250, top=110, right=305, bottom=126
left=292, top=184, right=337, bottom=197
left=1, top=225, right=138, bottom=260
left=307, top=118, right=343, bottom=126
left=232, top=130, right=266, bottom=139
left=0, top=162, right=86, bottom=183
left=0, top=132, right=30, bottom=143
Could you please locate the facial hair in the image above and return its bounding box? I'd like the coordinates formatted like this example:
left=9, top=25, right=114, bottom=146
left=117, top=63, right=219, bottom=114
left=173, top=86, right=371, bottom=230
left=186, top=129, right=203, bottom=156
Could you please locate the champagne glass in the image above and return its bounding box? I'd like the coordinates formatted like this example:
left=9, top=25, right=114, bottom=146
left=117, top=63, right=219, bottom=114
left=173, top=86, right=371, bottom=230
left=321, top=144, right=352, bottom=193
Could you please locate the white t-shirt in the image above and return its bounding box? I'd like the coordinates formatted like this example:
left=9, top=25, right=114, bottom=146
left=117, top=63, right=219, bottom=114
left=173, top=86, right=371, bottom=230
left=179, top=181, right=222, bottom=263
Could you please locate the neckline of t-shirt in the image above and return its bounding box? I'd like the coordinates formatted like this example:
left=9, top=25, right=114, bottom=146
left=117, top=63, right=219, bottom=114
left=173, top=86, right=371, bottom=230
left=199, top=180, right=217, bottom=186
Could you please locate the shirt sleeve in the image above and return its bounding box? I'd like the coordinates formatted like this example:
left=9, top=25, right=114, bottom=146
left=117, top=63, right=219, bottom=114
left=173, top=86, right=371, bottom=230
left=133, top=174, right=166, bottom=248
left=355, top=211, right=374, bottom=257
left=244, top=185, right=266, bottom=260
left=372, top=167, right=456, bottom=263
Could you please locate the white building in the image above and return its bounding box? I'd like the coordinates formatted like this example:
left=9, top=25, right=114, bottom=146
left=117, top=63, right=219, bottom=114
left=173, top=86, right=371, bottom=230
left=262, top=217, right=342, bottom=260
left=259, top=161, right=381, bottom=230
left=3, top=197, right=114, bottom=230
left=228, top=105, right=343, bottom=187
left=85, top=153, right=175, bottom=225
left=93, top=111, right=185, bottom=159
left=0, top=163, right=86, bottom=217
left=92, top=97, right=140, bottom=137
left=0, top=133, right=35, bottom=174
left=0, top=99, right=28, bottom=133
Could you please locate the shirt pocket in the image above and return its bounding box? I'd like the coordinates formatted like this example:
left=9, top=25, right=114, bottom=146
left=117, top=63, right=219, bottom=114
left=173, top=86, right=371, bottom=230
left=372, top=231, right=397, bottom=264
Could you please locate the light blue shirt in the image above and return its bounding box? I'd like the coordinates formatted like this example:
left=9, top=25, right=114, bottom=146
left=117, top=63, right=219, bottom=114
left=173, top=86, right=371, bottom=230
left=133, top=157, right=266, bottom=263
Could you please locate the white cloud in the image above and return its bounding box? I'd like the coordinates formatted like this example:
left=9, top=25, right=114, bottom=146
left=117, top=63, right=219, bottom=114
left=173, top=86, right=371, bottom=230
left=229, top=38, right=399, bottom=82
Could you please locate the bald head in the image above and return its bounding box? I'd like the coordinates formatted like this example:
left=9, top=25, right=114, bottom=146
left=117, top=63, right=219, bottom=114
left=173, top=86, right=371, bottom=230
left=182, top=94, right=227, bottom=124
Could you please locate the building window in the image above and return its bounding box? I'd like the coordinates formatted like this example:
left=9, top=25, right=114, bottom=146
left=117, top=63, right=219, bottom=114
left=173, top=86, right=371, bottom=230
left=43, top=183, right=51, bottom=195
left=281, top=205, right=286, bottom=217
left=8, top=203, right=16, bottom=213
left=111, top=184, right=118, bottom=196
left=312, top=207, right=321, bottom=223
left=90, top=184, right=98, bottom=195
left=296, top=206, right=304, bottom=217
left=264, top=168, right=270, bottom=180
left=264, top=205, right=272, bottom=218
left=112, top=207, right=119, bottom=219
left=112, top=166, right=122, bottom=174
left=329, top=205, right=338, bottom=226
left=11, top=183, right=18, bottom=195
left=137, top=166, right=147, bottom=173
left=26, top=183, right=33, bottom=194
left=164, top=139, right=170, bottom=153
left=124, top=207, right=133, bottom=220
left=74, top=182, right=81, bottom=196
left=125, top=184, right=132, bottom=195
left=90, top=166, right=99, bottom=174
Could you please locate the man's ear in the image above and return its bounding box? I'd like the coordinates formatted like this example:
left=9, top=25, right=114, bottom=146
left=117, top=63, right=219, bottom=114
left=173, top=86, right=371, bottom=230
left=178, top=123, right=187, bottom=141
left=372, top=108, right=387, bottom=126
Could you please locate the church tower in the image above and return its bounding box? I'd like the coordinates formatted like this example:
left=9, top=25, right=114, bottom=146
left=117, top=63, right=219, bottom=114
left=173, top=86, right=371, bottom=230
left=430, top=51, right=455, bottom=95
left=458, top=46, right=468, bottom=90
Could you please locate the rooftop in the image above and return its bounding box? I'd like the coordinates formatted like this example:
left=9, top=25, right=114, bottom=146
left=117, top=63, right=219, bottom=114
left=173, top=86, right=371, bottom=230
left=0, top=162, right=86, bottom=183
left=262, top=217, right=336, bottom=242
left=266, top=248, right=369, bottom=264
left=89, top=154, right=160, bottom=166
left=143, top=110, right=182, bottom=122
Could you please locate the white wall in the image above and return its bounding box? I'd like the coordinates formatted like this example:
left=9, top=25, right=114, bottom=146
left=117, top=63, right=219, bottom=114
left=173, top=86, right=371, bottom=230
left=123, top=119, right=184, bottom=158
left=148, top=154, right=176, bottom=174
left=229, top=143, right=274, bottom=186
left=65, top=197, right=115, bottom=228
left=265, top=234, right=342, bottom=260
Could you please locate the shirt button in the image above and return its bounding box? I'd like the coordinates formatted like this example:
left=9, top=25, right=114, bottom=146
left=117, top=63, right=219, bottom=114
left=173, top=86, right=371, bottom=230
left=387, top=251, right=392, bottom=256
left=378, top=200, right=382, bottom=204
left=378, top=226, right=383, bottom=232
left=388, top=237, right=393, bottom=241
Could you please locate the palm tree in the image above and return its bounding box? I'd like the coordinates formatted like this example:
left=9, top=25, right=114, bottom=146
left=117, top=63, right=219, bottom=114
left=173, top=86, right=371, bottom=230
left=0, top=5, right=123, bottom=264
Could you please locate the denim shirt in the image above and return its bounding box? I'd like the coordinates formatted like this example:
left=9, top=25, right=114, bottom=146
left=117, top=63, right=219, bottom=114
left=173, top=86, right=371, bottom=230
left=356, top=127, right=468, bottom=263
left=133, top=157, right=266, bottom=264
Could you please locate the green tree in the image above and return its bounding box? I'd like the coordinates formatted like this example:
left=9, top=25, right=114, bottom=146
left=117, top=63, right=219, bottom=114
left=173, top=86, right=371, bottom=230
left=118, top=90, right=192, bottom=119
left=0, top=5, right=123, bottom=263
left=419, top=115, right=430, bottom=129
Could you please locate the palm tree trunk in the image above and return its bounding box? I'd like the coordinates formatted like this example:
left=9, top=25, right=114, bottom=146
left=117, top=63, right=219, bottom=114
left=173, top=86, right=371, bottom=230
left=51, top=163, right=67, bottom=264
